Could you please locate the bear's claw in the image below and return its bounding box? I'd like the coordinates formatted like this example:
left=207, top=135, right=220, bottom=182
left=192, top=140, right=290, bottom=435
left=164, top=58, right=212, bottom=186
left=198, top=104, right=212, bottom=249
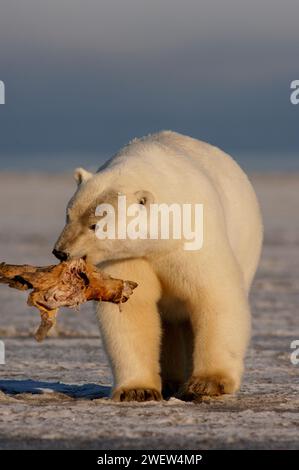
left=178, top=374, right=236, bottom=402
left=112, top=388, right=162, bottom=402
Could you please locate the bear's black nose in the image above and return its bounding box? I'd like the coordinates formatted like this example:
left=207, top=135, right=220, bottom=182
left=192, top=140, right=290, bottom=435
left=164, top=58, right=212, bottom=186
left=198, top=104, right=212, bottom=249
left=52, top=248, right=69, bottom=261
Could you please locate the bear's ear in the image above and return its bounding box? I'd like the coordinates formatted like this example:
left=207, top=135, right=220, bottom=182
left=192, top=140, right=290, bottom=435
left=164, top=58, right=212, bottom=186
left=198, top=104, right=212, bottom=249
left=135, top=190, right=155, bottom=206
left=73, top=167, right=93, bottom=185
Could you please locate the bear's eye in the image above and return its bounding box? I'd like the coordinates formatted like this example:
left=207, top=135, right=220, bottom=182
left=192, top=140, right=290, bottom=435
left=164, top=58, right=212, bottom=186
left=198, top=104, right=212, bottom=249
left=89, top=224, right=97, bottom=231
left=139, top=197, right=147, bottom=205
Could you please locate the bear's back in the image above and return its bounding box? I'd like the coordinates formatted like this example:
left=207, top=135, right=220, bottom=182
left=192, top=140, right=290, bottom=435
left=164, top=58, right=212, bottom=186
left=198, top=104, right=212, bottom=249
left=96, top=131, right=262, bottom=288
left=128, top=131, right=263, bottom=289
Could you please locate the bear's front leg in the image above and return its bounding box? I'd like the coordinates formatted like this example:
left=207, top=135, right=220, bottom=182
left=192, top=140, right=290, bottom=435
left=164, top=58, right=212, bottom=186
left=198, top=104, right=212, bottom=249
left=96, top=259, right=162, bottom=402
left=180, top=257, right=251, bottom=401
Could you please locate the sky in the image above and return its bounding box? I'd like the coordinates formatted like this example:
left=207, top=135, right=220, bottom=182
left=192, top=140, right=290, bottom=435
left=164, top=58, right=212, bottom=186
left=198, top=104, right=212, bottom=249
left=0, top=0, right=298, bottom=170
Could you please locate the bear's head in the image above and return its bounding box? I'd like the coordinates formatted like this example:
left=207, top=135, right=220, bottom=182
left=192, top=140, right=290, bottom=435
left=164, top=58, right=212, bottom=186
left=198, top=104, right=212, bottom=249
left=53, top=167, right=176, bottom=265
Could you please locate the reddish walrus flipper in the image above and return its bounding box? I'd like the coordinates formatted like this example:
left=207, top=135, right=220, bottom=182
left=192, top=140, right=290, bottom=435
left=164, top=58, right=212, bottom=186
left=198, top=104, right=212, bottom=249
left=0, top=259, right=137, bottom=341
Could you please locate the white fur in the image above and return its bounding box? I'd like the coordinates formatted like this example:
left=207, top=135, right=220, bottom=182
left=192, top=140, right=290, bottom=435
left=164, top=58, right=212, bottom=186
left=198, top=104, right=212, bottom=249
left=54, top=131, right=263, bottom=400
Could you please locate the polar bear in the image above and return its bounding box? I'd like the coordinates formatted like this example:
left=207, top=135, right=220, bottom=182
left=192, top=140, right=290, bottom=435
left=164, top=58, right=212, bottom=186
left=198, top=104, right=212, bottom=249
left=53, top=131, right=263, bottom=402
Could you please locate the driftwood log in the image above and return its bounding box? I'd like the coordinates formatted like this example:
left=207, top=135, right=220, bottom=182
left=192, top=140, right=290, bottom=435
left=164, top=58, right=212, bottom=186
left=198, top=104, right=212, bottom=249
left=0, top=259, right=137, bottom=341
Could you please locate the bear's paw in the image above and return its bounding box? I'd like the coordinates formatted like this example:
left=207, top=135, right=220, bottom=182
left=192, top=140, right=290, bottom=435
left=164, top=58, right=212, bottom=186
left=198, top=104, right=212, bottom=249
left=112, top=387, right=162, bottom=402
left=179, top=374, right=237, bottom=402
